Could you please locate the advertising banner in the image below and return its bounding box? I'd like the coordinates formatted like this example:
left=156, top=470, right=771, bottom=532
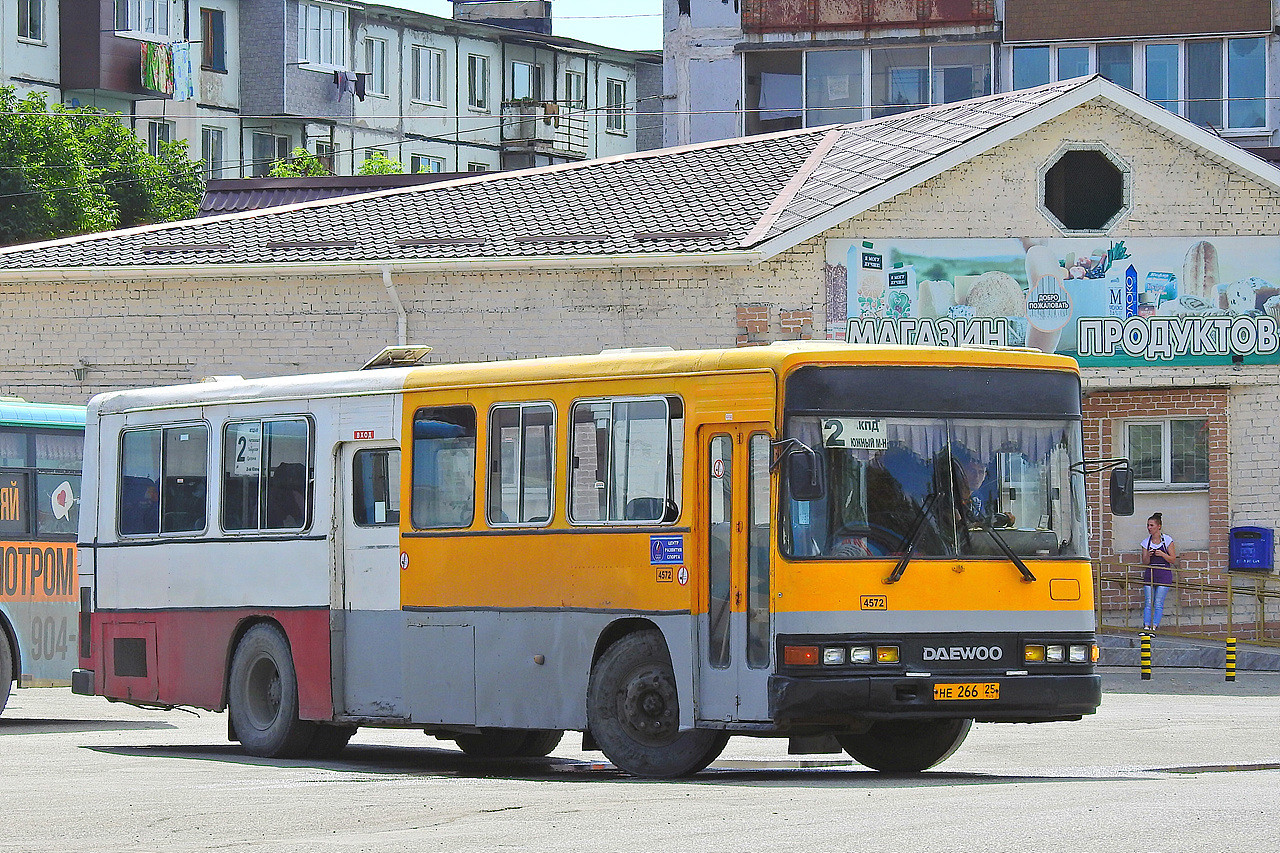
left=826, top=237, right=1280, bottom=365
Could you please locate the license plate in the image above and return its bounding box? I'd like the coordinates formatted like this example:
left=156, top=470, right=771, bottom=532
left=933, top=682, right=1000, bottom=701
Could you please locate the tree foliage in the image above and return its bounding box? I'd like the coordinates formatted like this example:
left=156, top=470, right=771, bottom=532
left=267, top=147, right=331, bottom=178
left=0, top=86, right=204, bottom=246
left=358, top=152, right=405, bottom=175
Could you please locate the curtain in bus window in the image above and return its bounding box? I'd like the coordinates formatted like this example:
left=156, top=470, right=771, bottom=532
left=411, top=407, right=476, bottom=529
left=35, top=432, right=82, bottom=470
left=0, top=432, right=24, bottom=467
left=263, top=419, right=311, bottom=530
left=120, top=429, right=161, bottom=536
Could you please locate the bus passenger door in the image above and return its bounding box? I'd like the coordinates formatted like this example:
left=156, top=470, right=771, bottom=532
left=336, top=442, right=407, bottom=719
left=696, top=426, right=773, bottom=723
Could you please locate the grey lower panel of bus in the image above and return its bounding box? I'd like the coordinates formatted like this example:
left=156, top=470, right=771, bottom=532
left=773, top=609, right=1095, bottom=636
left=338, top=609, right=694, bottom=731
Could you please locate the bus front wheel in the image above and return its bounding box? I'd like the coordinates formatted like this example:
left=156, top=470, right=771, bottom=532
left=587, top=629, right=729, bottom=778
left=837, top=718, right=972, bottom=773
left=228, top=623, right=317, bottom=758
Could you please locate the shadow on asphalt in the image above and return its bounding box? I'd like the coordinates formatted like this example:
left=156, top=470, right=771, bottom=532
left=0, top=718, right=177, bottom=735
left=85, top=742, right=1133, bottom=787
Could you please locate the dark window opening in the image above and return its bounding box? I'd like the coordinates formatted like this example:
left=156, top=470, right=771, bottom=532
left=1044, top=149, right=1125, bottom=231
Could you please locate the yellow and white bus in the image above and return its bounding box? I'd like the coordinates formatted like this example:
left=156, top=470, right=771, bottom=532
left=73, top=343, right=1119, bottom=776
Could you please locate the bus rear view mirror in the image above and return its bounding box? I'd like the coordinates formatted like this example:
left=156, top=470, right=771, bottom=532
left=1110, top=466, right=1134, bottom=516
left=788, top=447, right=825, bottom=502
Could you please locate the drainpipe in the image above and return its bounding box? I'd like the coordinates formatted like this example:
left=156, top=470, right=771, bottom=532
left=381, top=265, right=408, bottom=346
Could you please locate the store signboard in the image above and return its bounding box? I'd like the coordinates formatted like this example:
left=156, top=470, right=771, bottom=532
left=826, top=237, right=1280, bottom=364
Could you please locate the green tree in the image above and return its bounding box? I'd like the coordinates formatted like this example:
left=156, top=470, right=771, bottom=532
left=0, top=86, right=205, bottom=245
left=267, top=147, right=331, bottom=178
left=358, top=152, right=405, bottom=175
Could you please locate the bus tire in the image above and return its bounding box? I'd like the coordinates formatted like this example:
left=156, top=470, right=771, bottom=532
left=307, top=724, right=357, bottom=759
left=454, top=729, right=564, bottom=758
left=587, top=629, right=729, bottom=778
left=837, top=718, right=972, bottom=773
left=0, top=627, right=12, bottom=715
left=228, top=623, right=317, bottom=759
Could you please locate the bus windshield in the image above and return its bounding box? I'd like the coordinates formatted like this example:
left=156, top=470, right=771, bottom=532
left=782, top=415, right=1088, bottom=560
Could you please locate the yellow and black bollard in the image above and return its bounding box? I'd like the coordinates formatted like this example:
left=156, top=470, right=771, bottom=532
left=1140, top=633, right=1152, bottom=680
left=1226, top=637, right=1237, bottom=682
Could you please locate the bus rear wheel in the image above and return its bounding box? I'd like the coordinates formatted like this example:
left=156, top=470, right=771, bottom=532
left=228, top=623, right=317, bottom=759
left=587, top=629, right=729, bottom=778
left=0, top=628, right=12, bottom=715
left=454, top=729, right=564, bottom=758
left=837, top=718, right=972, bottom=773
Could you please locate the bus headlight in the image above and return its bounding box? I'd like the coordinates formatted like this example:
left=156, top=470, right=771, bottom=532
left=850, top=646, right=873, bottom=664
left=1045, top=645, right=1066, bottom=663
left=822, top=647, right=846, bottom=666
left=1069, top=644, right=1090, bottom=663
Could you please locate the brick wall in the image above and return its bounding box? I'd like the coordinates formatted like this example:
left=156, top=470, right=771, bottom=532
left=1004, top=0, right=1272, bottom=42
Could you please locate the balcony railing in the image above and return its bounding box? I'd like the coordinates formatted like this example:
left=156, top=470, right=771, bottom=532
left=742, top=0, right=997, bottom=34
left=500, top=101, right=590, bottom=157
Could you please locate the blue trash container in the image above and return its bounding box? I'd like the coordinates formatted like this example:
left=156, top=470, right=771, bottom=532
left=1229, top=527, right=1274, bottom=572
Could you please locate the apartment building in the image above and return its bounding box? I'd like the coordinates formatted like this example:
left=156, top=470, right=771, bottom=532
left=665, top=1, right=1278, bottom=159
left=2, top=0, right=660, bottom=178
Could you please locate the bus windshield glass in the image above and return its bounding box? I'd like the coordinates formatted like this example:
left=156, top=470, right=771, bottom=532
left=782, top=415, right=1087, bottom=560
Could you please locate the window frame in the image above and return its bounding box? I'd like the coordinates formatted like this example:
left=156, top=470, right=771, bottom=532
left=146, top=120, right=174, bottom=157
left=410, top=154, right=446, bottom=174
left=219, top=416, right=315, bottom=534
left=201, top=126, right=224, bottom=177
left=250, top=131, right=291, bottom=177
left=115, top=0, right=170, bottom=39
left=410, top=405, right=478, bottom=531
left=117, top=422, right=211, bottom=538
left=467, top=53, right=490, bottom=110
left=605, top=77, right=627, bottom=133
left=567, top=395, right=683, bottom=527
left=0, top=427, right=83, bottom=541
left=411, top=45, right=446, bottom=106
left=352, top=448, right=401, bottom=527
left=511, top=60, right=543, bottom=101
left=201, top=7, right=227, bottom=72
left=364, top=36, right=387, bottom=96
left=18, top=0, right=43, bottom=42
left=1124, top=418, right=1210, bottom=490
left=486, top=402, right=557, bottom=529
left=298, top=0, right=347, bottom=70
left=564, top=69, right=586, bottom=109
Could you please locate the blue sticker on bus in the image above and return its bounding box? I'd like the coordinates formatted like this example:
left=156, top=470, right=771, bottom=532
left=650, top=535, right=684, bottom=565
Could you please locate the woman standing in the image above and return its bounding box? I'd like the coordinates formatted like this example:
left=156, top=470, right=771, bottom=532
left=1141, top=512, right=1176, bottom=632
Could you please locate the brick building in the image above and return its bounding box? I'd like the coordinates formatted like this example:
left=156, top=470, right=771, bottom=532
left=2, top=77, right=1278, bottom=624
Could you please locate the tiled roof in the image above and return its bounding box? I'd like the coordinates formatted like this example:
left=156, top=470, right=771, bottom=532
left=0, top=76, right=1201, bottom=272
left=197, top=173, right=464, bottom=216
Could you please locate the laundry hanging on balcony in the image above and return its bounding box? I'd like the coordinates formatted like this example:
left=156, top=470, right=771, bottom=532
left=172, top=42, right=195, bottom=102
left=333, top=71, right=367, bottom=102
left=140, top=42, right=175, bottom=96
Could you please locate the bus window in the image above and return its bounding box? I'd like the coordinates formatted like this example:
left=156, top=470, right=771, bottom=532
left=35, top=431, right=83, bottom=537
left=568, top=396, right=683, bottom=525
left=120, top=424, right=209, bottom=536
left=353, top=448, right=400, bottom=526
left=411, top=407, right=476, bottom=529
left=222, top=418, right=310, bottom=532
left=707, top=435, right=732, bottom=669
left=747, top=433, right=771, bottom=669
left=487, top=403, right=554, bottom=526
left=0, top=472, right=29, bottom=536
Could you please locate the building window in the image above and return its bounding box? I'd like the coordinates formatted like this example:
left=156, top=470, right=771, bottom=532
left=1012, top=46, right=1050, bottom=90
left=605, top=77, right=627, bottom=133
left=223, top=418, right=313, bottom=532
left=146, top=120, right=173, bottom=157
left=1042, top=146, right=1127, bottom=232
left=410, top=154, right=445, bottom=173
left=872, top=46, right=929, bottom=117
left=1127, top=420, right=1209, bottom=488
left=746, top=51, right=802, bottom=133
left=1057, top=45, right=1090, bottom=79
left=201, top=126, right=224, bottom=177
left=250, top=132, right=290, bottom=176
left=118, top=424, right=210, bottom=537
left=314, top=140, right=335, bottom=173
left=1144, top=43, right=1180, bottom=113
left=511, top=61, right=543, bottom=101
left=805, top=49, right=862, bottom=126
left=1226, top=37, right=1266, bottom=129
left=18, top=0, right=43, bottom=41
left=412, top=46, right=445, bottom=104
left=364, top=37, right=386, bottom=95
left=468, top=54, right=489, bottom=110
left=467, top=162, right=489, bottom=172
left=1097, top=43, right=1133, bottom=89
left=564, top=69, right=585, bottom=109
left=299, top=1, right=346, bottom=69
left=201, top=8, right=226, bottom=72
left=115, top=0, right=169, bottom=38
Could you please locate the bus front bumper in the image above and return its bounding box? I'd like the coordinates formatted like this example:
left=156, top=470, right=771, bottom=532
left=769, top=672, right=1102, bottom=724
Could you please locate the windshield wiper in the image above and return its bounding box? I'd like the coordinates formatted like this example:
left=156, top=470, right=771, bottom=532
left=969, top=515, right=1037, bottom=583
left=884, top=492, right=937, bottom=585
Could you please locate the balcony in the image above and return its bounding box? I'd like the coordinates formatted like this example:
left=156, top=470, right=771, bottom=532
left=500, top=101, right=590, bottom=159
left=742, top=0, right=997, bottom=34
left=60, top=0, right=169, bottom=98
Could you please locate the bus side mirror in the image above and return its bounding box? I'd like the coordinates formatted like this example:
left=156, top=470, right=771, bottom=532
left=1110, top=466, right=1134, bottom=516
left=788, top=447, right=825, bottom=502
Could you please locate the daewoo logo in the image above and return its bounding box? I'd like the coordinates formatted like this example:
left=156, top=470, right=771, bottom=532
left=922, top=646, right=1004, bottom=661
